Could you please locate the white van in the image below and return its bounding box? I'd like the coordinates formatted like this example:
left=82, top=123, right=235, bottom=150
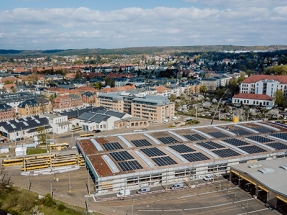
left=116, top=189, right=130, bottom=197
left=170, top=182, right=184, bottom=189
left=163, top=119, right=169, bottom=123
left=136, top=186, right=150, bottom=194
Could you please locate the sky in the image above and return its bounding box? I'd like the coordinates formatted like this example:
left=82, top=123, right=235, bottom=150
left=0, top=0, right=287, bottom=50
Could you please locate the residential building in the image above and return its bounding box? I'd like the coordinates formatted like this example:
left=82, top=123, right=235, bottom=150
left=0, top=92, right=42, bottom=113
left=232, top=93, right=274, bottom=107
left=131, top=95, right=174, bottom=123
left=18, top=98, right=52, bottom=116
left=53, top=94, right=83, bottom=111
left=43, top=113, right=72, bottom=134
left=0, top=104, right=15, bottom=121
left=81, top=92, right=96, bottom=105
left=201, top=78, right=217, bottom=91
left=95, top=93, right=124, bottom=112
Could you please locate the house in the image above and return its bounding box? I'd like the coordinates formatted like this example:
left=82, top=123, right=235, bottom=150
left=0, top=103, right=15, bottom=121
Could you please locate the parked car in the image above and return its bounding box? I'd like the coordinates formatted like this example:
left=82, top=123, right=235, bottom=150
left=170, top=182, right=184, bottom=189
left=136, top=186, right=150, bottom=194
left=203, top=174, right=214, bottom=181
left=92, top=130, right=101, bottom=133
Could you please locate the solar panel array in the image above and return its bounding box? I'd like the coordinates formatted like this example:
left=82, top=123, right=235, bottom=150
left=118, top=160, right=143, bottom=171
left=103, top=142, right=123, bottom=151
left=230, top=129, right=251, bottom=136
left=247, top=136, right=273, bottom=143
left=208, top=131, right=229, bottom=138
left=169, top=144, right=195, bottom=153
left=251, top=127, right=273, bottom=133
left=184, top=134, right=206, bottom=141
left=109, top=151, right=134, bottom=161
left=182, top=152, right=210, bottom=162
left=223, top=138, right=249, bottom=147
left=270, top=133, right=287, bottom=140
left=267, top=142, right=287, bottom=150
left=239, top=145, right=266, bottom=154
left=197, top=141, right=224, bottom=150
left=141, top=147, right=166, bottom=157
left=158, top=136, right=178, bottom=144
left=152, top=156, right=177, bottom=166
left=131, top=139, right=152, bottom=147
left=212, top=148, right=240, bottom=158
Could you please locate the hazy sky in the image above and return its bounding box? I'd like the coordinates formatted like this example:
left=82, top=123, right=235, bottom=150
left=0, top=0, right=287, bottom=50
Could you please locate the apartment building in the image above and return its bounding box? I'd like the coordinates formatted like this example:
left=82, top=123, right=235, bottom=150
left=201, top=78, right=218, bottom=91
left=18, top=98, right=52, bottom=116
left=131, top=95, right=174, bottom=123
left=232, top=75, right=287, bottom=107
left=53, top=94, right=83, bottom=111
left=0, top=104, right=15, bottom=121
left=95, top=92, right=174, bottom=123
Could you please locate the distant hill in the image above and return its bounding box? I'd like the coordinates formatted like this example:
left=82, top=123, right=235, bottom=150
left=0, top=45, right=286, bottom=57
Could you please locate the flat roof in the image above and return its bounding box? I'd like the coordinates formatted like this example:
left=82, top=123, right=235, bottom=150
left=232, top=157, right=287, bottom=198
left=76, top=121, right=287, bottom=178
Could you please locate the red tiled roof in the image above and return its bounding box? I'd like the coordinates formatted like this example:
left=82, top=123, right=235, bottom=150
left=233, top=93, right=273, bottom=101
left=242, top=75, right=287, bottom=84
left=155, top=85, right=170, bottom=93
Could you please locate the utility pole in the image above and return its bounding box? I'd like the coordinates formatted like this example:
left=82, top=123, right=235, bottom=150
left=68, top=172, right=71, bottom=195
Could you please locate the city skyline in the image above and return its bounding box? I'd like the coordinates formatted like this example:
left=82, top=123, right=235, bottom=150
left=0, top=0, right=286, bottom=50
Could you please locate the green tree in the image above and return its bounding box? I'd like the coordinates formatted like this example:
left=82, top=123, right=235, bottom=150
left=275, top=90, right=286, bottom=107
left=169, top=94, right=177, bottom=102
left=105, top=78, right=115, bottom=87
left=94, top=82, right=102, bottom=90
left=37, top=126, right=48, bottom=146
left=199, top=85, right=207, bottom=95
left=75, top=70, right=82, bottom=80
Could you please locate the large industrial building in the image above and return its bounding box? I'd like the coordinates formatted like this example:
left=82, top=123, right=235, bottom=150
left=75, top=121, right=287, bottom=205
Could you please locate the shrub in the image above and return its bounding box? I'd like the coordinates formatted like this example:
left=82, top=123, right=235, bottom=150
left=57, top=203, right=66, bottom=211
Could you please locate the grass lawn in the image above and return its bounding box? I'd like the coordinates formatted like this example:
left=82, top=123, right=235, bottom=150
left=27, top=148, right=47, bottom=155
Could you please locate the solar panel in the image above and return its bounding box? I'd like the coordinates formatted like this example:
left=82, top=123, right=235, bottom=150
left=158, top=137, right=178, bottom=144
left=181, top=152, right=210, bottom=162
left=131, top=139, right=152, bottom=147
left=230, top=129, right=251, bottom=136
left=223, top=138, right=249, bottom=147
left=208, top=131, right=229, bottom=138
left=239, top=145, right=266, bottom=154
left=270, top=133, right=287, bottom=140
left=109, top=151, right=134, bottom=161
left=152, top=156, right=177, bottom=166
left=184, top=134, right=206, bottom=141
left=247, top=136, right=273, bottom=143
left=118, top=160, right=143, bottom=171
left=267, top=142, right=287, bottom=150
left=197, top=141, right=224, bottom=150
left=212, top=148, right=240, bottom=158
left=252, top=127, right=273, bottom=133
left=141, top=147, right=166, bottom=157
left=169, top=144, right=195, bottom=153
left=103, top=142, right=123, bottom=151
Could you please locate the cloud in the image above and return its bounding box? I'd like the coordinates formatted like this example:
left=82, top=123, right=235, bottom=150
left=0, top=5, right=286, bottom=49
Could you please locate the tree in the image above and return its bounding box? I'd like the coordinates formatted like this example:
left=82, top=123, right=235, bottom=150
left=38, top=96, right=48, bottom=114
left=105, top=78, right=115, bottom=87
left=275, top=90, right=286, bottom=107
left=37, top=126, right=48, bottom=146
left=169, top=94, right=177, bottom=102
left=94, top=82, right=102, bottom=90
left=75, top=70, right=82, bottom=80
left=199, top=85, right=207, bottom=95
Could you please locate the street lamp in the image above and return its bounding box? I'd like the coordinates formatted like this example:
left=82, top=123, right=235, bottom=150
left=211, top=89, right=229, bottom=125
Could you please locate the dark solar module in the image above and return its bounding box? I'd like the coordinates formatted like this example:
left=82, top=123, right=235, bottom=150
left=169, top=144, right=195, bottom=153
left=158, top=136, right=178, bottom=144
left=181, top=152, right=210, bottom=162
left=247, top=136, right=273, bottom=143
left=223, top=138, right=249, bottom=147
left=131, top=139, right=152, bottom=147
left=197, top=141, right=224, bottom=150
left=118, top=160, right=143, bottom=171
left=230, top=129, right=251, bottom=136
left=270, top=133, right=287, bottom=140
left=102, top=142, right=123, bottom=151
left=152, top=156, right=177, bottom=166
left=267, top=142, right=287, bottom=150
left=141, top=147, right=166, bottom=157
left=239, top=145, right=266, bottom=154
left=212, top=148, right=240, bottom=158
left=208, top=131, right=229, bottom=138
left=184, top=134, right=206, bottom=141
left=109, top=151, right=134, bottom=161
